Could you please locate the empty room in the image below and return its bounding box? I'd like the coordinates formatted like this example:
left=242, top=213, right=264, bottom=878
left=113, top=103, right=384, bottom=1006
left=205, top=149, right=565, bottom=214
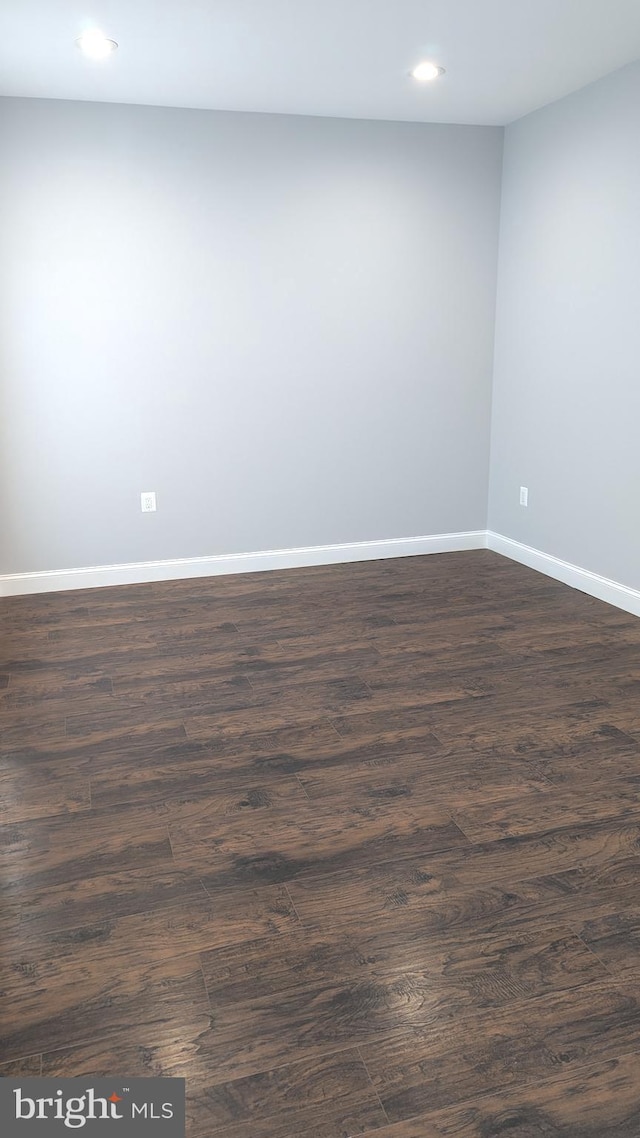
left=1, top=1, right=640, bottom=1135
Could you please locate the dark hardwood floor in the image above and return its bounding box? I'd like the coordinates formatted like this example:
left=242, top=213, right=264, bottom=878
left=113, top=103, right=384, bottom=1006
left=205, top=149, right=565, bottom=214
left=2, top=549, right=640, bottom=1136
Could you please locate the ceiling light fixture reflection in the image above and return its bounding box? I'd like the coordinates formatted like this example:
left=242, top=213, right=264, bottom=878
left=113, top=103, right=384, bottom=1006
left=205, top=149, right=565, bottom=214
left=76, top=29, right=119, bottom=60
left=411, top=61, right=445, bottom=82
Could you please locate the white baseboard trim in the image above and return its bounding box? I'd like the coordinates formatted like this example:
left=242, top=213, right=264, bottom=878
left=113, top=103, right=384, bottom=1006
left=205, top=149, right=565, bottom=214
left=0, top=530, right=487, bottom=597
left=3, top=528, right=638, bottom=617
left=487, top=531, right=640, bottom=619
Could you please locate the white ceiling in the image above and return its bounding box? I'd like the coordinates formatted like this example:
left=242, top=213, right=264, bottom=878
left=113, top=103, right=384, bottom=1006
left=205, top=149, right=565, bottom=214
left=0, top=0, right=639, bottom=126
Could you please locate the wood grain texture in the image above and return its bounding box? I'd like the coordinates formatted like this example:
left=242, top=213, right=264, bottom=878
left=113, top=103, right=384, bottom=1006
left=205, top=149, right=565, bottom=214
left=372, top=1052, right=640, bottom=1137
left=0, top=952, right=212, bottom=1061
left=361, top=981, right=640, bottom=1121
left=0, top=1055, right=42, bottom=1077
left=2, top=549, right=640, bottom=1136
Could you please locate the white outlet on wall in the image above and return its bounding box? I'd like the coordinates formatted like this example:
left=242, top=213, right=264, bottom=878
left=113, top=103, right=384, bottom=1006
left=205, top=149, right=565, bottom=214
left=520, top=486, right=529, bottom=507
left=141, top=491, right=157, bottom=513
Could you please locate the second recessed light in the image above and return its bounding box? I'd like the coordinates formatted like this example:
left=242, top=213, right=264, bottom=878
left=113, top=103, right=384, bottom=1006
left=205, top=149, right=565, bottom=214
left=411, top=61, right=445, bottom=82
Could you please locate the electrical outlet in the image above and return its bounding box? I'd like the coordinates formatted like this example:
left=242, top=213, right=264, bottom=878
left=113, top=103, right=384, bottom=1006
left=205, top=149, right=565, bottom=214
left=520, top=486, right=528, bottom=507
left=141, top=491, right=157, bottom=513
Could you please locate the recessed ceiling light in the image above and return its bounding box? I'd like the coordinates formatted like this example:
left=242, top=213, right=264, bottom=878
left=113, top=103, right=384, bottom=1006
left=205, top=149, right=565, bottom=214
left=76, top=29, right=118, bottom=60
left=411, top=61, right=445, bottom=82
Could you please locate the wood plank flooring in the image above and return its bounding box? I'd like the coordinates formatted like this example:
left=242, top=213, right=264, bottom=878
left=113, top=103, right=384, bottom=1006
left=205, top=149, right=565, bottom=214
left=2, top=549, right=640, bottom=1136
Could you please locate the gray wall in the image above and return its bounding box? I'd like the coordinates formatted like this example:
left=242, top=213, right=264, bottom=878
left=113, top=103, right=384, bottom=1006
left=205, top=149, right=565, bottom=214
left=0, top=98, right=503, bottom=574
left=489, top=62, right=640, bottom=590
